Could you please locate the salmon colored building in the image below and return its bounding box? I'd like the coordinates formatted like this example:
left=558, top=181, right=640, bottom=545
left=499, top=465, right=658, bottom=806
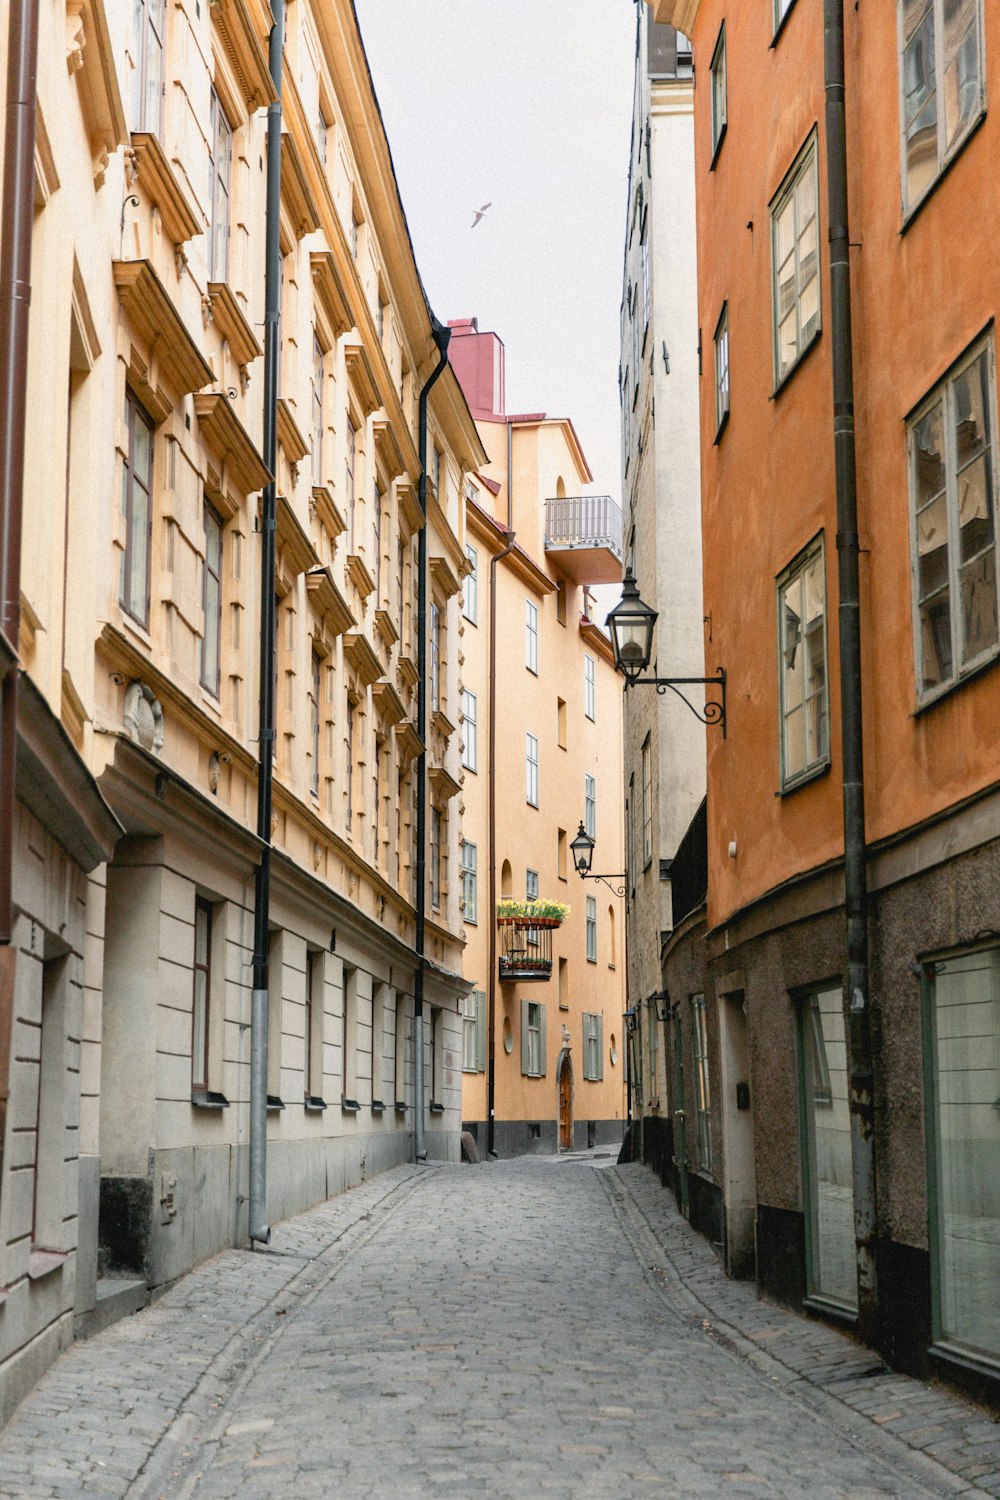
left=449, top=320, right=627, bottom=1155
left=647, top=0, right=1000, bottom=1399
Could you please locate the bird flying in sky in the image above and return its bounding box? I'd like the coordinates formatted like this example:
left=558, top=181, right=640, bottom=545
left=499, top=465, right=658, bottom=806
left=471, top=202, right=492, bottom=228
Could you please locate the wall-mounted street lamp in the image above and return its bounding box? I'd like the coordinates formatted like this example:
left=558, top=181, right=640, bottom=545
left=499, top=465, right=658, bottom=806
left=606, top=570, right=727, bottom=737
left=623, top=1006, right=638, bottom=1036
left=649, top=989, right=670, bottom=1023
left=570, top=823, right=626, bottom=897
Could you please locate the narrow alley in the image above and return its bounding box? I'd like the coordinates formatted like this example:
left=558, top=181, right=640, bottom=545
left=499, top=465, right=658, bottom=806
left=0, top=1158, right=994, bottom=1500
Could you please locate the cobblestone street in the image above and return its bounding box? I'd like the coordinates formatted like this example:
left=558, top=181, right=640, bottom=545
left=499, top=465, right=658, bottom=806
left=0, top=1155, right=997, bottom=1499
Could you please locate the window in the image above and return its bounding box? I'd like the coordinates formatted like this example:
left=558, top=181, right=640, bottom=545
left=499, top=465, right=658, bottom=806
left=631, top=286, right=640, bottom=396
left=649, top=1001, right=659, bottom=1095
left=526, top=732, right=539, bottom=807
left=131, top=0, right=164, bottom=134
left=463, top=543, right=478, bottom=624
left=341, top=965, right=358, bottom=1102
left=774, top=0, right=796, bottom=31
left=309, top=652, right=321, bottom=796
left=208, top=88, right=232, bottom=283
left=373, top=481, right=383, bottom=598
left=316, top=109, right=329, bottom=167
left=557, top=827, right=567, bottom=880
left=714, top=304, right=730, bottom=436
left=557, top=697, right=567, bottom=749
left=899, top=0, right=984, bottom=215
left=799, top=986, right=855, bottom=1309
left=398, top=538, right=407, bottom=629
left=192, top=898, right=212, bottom=1091
left=462, top=689, right=477, bottom=772
left=430, top=807, right=442, bottom=910
left=394, top=992, right=407, bottom=1104
left=526, top=867, right=539, bottom=899
left=778, top=538, right=829, bottom=788
left=710, top=23, right=727, bottom=158
left=641, top=735, right=652, bottom=866
left=584, top=654, right=596, bottom=720
left=583, top=1012, right=603, bottom=1081
left=121, top=389, right=154, bottom=626
left=201, top=502, right=223, bottom=695
left=521, top=999, right=545, bottom=1077
left=462, top=990, right=486, bottom=1073
left=556, top=580, right=567, bottom=626
left=312, top=334, right=324, bottom=487
left=641, top=222, right=650, bottom=332
left=691, top=996, right=713, bottom=1172
left=304, top=951, right=324, bottom=1102
left=771, top=136, right=820, bottom=386
left=585, top=896, right=597, bottom=963
left=345, top=417, right=357, bottom=550
left=432, top=446, right=441, bottom=495
left=430, top=603, right=441, bottom=711
left=628, top=774, right=636, bottom=894
left=908, top=336, right=998, bottom=701
left=584, top=774, right=596, bottom=840
left=345, top=698, right=355, bottom=833
left=925, top=946, right=1000, bottom=1359
left=461, top=840, right=477, bottom=923
left=525, top=599, right=539, bottom=673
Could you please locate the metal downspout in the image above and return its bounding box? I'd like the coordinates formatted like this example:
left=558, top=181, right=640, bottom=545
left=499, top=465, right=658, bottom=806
left=486, top=524, right=516, bottom=1159
left=413, top=319, right=451, bottom=1162
left=0, top=0, right=40, bottom=1208
left=248, top=0, right=285, bottom=1248
left=824, top=0, right=877, bottom=1340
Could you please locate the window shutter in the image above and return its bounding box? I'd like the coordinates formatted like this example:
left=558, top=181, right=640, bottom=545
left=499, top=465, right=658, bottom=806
left=476, top=990, right=486, bottom=1073
left=597, top=1014, right=604, bottom=1081
left=520, top=998, right=530, bottom=1075
left=538, top=1002, right=547, bottom=1077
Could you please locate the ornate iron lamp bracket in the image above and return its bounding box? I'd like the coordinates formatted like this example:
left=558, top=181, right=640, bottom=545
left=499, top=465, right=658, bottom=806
left=627, top=668, right=727, bottom=737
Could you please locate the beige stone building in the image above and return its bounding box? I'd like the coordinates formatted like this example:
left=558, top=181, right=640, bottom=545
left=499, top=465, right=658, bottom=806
left=0, top=0, right=484, bottom=1417
left=449, top=320, right=627, bottom=1155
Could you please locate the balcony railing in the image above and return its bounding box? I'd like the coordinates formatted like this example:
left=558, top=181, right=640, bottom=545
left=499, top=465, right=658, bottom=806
left=497, top=918, right=554, bottom=983
left=543, top=496, right=623, bottom=584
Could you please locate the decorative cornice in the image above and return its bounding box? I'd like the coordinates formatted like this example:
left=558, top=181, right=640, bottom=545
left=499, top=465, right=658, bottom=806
left=281, top=131, right=320, bottom=239
left=396, top=481, right=424, bottom=539
left=211, top=0, right=276, bottom=113
left=276, top=397, right=309, bottom=465
left=395, top=720, right=424, bottom=767
left=397, top=656, right=419, bottom=692
left=131, top=133, right=201, bottom=246
left=66, top=0, right=129, bottom=179
left=374, top=608, right=399, bottom=650
left=306, top=565, right=355, bottom=638
left=371, top=678, right=405, bottom=728
left=431, top=708, right=456, bottom=741
left=310, top=250, right=352, bottom=341
left=345, top=553, right=376, bottom=600
left=429, top=555, right=461, bottom=601
left=372, top=417, right=405, bottom=485
left=428, top=764, right=461, bottom=803
left=113, top=259, right=213, bottom=409
left=310, top=484, right=347, bottom=542
left=343, top=631, right=382, bottom=689
left=272, top=495, right=320, bottom=584
left=344, top=342, right=380, bottom=417
left=205, top=281, right=262, bottom=368
left=193, top=392, right=271, bottom=502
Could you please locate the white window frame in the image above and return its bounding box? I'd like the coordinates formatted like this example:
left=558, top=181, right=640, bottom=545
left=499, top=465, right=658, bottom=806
left=770, top=133, right=821, bottom=388
left=463, top=542, right=478, bottom=624
left=525, top=732, right=539, bottom=808
left=131, top=0, right=165, bottom=135
left=641, top=736, right=652, bottom=867
left=526, top=1001, right=542, bottom=1076
left=430, top=603, right=441, bottom=712
left=430, top=806, right=442, bottom=910
left=907, top=333, right=999, bottom=703
left=462, top=990, right=486, bottom=1074
left=584, top=773, right=596, bottom=839
left=714, top=303, right=730, bottom=436
left=710, top=22, right=727, bottom=158
left=773, top=0, right=796, bottom=34
left=525, top=599, right=539, bottom=674
left=897, top=0, right=986, bottom=219
left=777, top=535, right=830, bottom=790
left=691, top=994, right=713, bottom=1172
left=586, top=895, right=597, bottom=964
left=583, top=1012, right=603, bottom=1082
left=462, top=688, right=478, bottom=772
left=208, top=87, right=232, bottom=284
left=584, top=654, right=596, bottom=721
left=461, top=840, right=477, bottom=924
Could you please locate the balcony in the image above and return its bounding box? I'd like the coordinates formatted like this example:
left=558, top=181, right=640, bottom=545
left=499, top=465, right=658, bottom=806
left=496, top=900, right=567, bottom=983
left=544, top=496, right=623, bottom=585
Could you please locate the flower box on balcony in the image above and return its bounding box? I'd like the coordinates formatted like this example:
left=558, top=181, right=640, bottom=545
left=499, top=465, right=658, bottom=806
left=496, top=900, right=566, bottom=983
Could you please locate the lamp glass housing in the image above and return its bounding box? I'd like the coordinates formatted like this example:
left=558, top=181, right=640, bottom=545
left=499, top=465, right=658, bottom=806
left=606, top=570, right=657, bottom=682
left=570, top=821, right=595, bottom=876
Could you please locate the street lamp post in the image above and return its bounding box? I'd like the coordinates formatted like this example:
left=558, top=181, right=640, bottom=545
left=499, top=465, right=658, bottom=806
left=605, top=570, right=727, bottom=736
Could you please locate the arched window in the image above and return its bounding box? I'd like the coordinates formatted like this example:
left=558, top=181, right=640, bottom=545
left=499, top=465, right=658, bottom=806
left=501, top=859, right=512, bottom=898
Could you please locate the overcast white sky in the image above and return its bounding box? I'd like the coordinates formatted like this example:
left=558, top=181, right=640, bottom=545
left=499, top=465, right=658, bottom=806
left=354, top=0, right=638, bottom=500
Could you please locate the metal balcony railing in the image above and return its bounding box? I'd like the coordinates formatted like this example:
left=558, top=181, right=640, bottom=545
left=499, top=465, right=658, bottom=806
left=544, top=495, right=623, bottom=560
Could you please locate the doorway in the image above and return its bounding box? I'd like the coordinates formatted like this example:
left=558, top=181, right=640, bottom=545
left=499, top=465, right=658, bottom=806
left=671, top=1007, right=690, bottom=1218
left=558, top=1052, right=573, bottom=1150
left=719, top=990, right=757, bottom=1279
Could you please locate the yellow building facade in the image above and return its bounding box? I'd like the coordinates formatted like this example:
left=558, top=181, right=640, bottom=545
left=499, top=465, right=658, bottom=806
left=0, top=0, right=484, bottom=1417
left=450, top=321, right=627, bottom=1155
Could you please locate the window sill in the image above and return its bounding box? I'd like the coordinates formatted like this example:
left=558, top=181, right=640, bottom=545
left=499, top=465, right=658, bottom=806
left=770, top=0, right=799, bottom=48
left=191, top=1089, right=230, bottom=1109
left=559, top=1003, right=569, bottom=1012
left=394, top=1100, right=407, bottom=1114
left=771, top=327, right=822, bottom=401
left=429, top=1101, right=445, bottom=1115
left=586, top=957, right=597, bottom=965
left=709, top=122, right=727, bottom=173
left=913, top=648, right=999, bottom=719
left=900, top=111, right=987, bottom=236
left=778, top=757, right=830, bottom=798
left=803, top=1294, right=858, bottom=1328
left=199, top=687, right=222, bottom=718
left=304, top=1095, right=327, bottom=1113
left=119, top=610, right=153, bottom=651
left=370, top=1099, right=386, bottom=1114
left=608, top=963, right=617, bottom=972
left=266, top=1095, right=285, bottom=1112
left=341, top=1098, right=360, bottom=1114
left=929, top=1338, right=1000, bottom=1385
left=28, top=1250, right=67, bottom=1282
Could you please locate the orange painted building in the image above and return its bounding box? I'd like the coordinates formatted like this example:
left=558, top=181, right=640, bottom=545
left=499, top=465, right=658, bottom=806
left=647, top=0, right=1000, bottom=1398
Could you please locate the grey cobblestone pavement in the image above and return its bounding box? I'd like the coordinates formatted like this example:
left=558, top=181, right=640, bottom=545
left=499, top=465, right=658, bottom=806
left=0, top=1153, right=996, bottom=1499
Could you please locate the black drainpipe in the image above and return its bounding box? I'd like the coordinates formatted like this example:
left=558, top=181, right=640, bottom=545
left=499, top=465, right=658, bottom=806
left=248, top=0, right=284, bottom=1247
left=0, top=0, right=40, bottom=1216
left=824, top=0, right=877, bottom=1341
left=413, top=318, right=451, bottom=1162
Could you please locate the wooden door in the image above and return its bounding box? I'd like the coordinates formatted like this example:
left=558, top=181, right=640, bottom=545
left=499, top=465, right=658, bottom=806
left=558, top=1056, right=572, bottom=1150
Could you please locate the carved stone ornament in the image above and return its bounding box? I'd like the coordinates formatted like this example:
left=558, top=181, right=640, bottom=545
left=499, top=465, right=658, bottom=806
left=208, top=752, right=221, bottom=795
left=123, top=680, right=164, bottom=754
